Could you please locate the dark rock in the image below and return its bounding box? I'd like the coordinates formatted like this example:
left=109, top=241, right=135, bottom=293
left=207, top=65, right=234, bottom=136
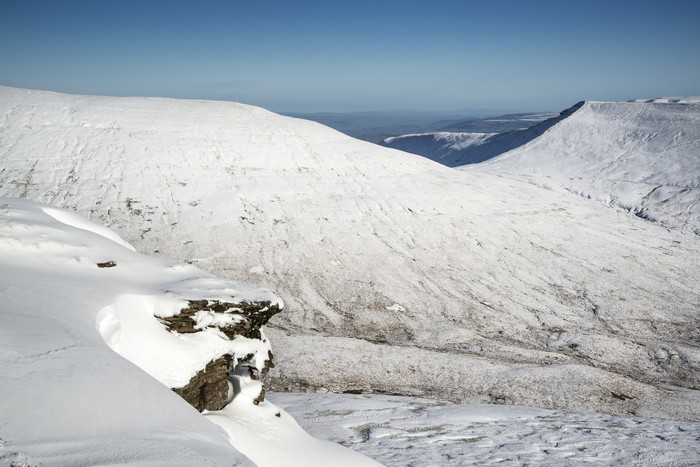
left=96, top=261, right=117, bottom=268
left=159, top=299, right=281, bottom=340
left=163, top=299, right=282, bottom=412
left=253, top=386, right=265, bottom=405
left=173, top=356, right=233, bottom=412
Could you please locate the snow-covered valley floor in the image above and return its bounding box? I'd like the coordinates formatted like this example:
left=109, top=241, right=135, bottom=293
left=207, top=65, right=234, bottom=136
left=271, top=393, right=700, bottom=466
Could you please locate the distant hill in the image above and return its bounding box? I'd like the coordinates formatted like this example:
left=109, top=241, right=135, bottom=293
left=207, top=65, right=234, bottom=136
left=284, top=109, right=554, bottom=143
left=381, top=104, right=580, bottom=166
left=440, top=111, right=559, bottom=133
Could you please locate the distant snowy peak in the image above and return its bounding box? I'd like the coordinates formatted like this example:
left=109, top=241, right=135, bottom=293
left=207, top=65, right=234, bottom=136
left=480, top=100, right=700, bottom=234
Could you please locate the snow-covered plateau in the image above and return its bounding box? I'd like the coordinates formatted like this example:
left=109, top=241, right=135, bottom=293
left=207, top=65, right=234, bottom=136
left=1, top=86, right=699, bottom=464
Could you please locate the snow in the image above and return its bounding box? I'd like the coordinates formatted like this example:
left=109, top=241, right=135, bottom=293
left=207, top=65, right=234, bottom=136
left=0, top=197, right=375, bottom=465
left=270, top=393, right=700, bottom=466
left=478, top=100, right=700, bottom=234
left=383, top=99, right=700, bottom=234
left=206, top=393, right=381, bottom=466
left=0, top=86, right=699, bottom=422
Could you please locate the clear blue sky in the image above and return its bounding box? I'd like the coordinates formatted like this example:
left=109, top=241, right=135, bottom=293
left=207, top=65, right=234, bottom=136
left=1, top=0, right=699, bottom=113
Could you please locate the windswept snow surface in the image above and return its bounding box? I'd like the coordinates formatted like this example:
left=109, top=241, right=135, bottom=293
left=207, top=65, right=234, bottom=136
left=270, top=393, right=700, bottom=466
left=0, top=198, right=376, bottom=466
left=1, top=87, right=699, bottom=421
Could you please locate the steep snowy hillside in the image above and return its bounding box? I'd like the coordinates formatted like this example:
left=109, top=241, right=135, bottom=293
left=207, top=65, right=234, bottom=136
left=0, top=198, right=378, bottom=466
left=1, top=87, right=699, bottom=420
left=478, top=100, right=700, bottom=234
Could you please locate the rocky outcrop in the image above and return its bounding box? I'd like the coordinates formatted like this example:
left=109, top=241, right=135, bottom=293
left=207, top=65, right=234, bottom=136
left=172, top=356, right=233, bottom=411
left=161, top=299, right=281, bottom=411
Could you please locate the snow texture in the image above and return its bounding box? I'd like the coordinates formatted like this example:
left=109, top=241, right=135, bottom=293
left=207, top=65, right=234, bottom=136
left=270, top=392, right=700, bottom=466
left=0, top=198, right=374, bottom=466
left=1, top=86, right=699, bottom=421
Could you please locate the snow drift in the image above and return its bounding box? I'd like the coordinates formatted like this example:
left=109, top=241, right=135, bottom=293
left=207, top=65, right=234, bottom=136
left=1, top=86, right=699, bottom=421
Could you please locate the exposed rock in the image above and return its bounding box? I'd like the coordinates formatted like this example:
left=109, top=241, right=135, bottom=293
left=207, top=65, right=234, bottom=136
left=172, top=356, right=233, bottom=411
left=162, top=299, right=282, bottom=412
left=160, top=299, right=281, bottom=340
left=96, top=261, right=117, bottom=268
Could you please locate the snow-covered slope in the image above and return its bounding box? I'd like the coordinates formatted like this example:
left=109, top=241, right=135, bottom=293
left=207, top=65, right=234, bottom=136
left=383, top=100, right=700, bottom=234
left=478, top=100, right=700, bottom=234
left=1, top=87, right=699, bottom=420
left=0, top=198, right=377, bottom=466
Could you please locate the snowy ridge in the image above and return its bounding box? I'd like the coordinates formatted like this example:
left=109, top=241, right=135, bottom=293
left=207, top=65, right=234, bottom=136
left=1, top=86, right=699, bottom=421
left=383, top=99, right=700, bottom=234
left=0, top=198, right=377, bottom=466
left=479, top=100, right=700, bottom=234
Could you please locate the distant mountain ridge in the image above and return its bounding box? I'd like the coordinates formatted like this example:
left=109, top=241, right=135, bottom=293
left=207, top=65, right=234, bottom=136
left=285, top=109, right=556, bottom=143
left=381, top=102, right=583, bottom=166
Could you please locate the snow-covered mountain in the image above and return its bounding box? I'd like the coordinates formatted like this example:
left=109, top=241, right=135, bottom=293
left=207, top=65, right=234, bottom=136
left=479, top=100, right=700, bottom=234
left=1, top=86, right=699, bottom=421
left=382, top=100, right=700, bottom=234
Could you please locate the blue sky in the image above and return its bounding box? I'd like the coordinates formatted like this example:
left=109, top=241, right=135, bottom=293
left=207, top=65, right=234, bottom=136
left=1, top=0, right=699, bottom=113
